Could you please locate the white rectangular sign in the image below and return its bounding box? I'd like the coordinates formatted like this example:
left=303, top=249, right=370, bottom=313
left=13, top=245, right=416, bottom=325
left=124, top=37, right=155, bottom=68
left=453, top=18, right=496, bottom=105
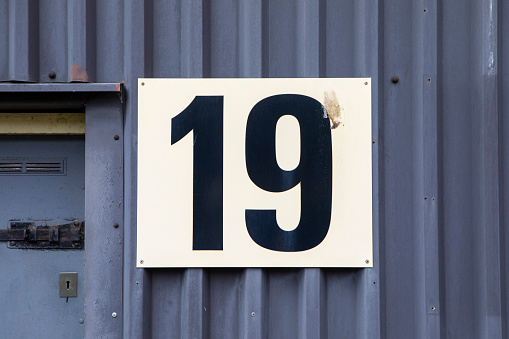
left=137, top=78, right=372, bottom=267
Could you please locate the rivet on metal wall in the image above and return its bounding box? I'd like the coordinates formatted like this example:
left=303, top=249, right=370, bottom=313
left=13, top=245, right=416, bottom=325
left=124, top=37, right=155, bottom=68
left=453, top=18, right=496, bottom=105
left=49, top=71, right=57, bottom=79
left=391, top=76, right=399, bottom=84
left=113, top=223, right=119, bottom=228
left=251, top=312, right=256, bottom=317
left=114, top=135, right=120, bottom=140
left=112, top=312, right=117, bottom=318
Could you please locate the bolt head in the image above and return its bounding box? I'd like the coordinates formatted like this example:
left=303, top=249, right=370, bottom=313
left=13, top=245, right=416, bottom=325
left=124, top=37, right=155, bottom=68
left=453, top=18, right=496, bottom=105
left=49, top=71, right=57, bottom=79
left=391, top=75, right=399, bottom=84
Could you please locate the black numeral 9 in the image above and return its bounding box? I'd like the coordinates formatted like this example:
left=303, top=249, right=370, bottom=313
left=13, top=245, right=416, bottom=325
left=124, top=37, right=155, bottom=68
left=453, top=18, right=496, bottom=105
left=245, top=95, right=332, bottom=251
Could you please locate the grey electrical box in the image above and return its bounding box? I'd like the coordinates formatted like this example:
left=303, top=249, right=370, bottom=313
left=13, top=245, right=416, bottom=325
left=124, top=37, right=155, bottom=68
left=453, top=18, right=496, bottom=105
left=59, top=272, right=78, bottom=298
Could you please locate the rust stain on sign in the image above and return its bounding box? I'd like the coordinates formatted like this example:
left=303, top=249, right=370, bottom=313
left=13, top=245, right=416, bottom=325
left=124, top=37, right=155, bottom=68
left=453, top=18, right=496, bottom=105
left=70, top=64, right=89, bottom=82
left=323, top=90, right=343, bottom=129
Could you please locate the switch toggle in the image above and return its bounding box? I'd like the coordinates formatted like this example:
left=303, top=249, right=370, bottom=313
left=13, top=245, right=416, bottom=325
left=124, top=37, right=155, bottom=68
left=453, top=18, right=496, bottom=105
left=59, top=272, right=78, bottom=298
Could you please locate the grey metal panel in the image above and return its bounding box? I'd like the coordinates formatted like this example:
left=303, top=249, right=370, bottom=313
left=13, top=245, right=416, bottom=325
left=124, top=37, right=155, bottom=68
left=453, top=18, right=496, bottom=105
left=68, top=0, right=88, bottom=82
left=95, top=0, right=124, bottom=82
left=0, top=1, right=9, bottom=80
left=39, top=0, right=68, bottom=82
left=5, top=0, right=39, bottom=82
left=3, top=0, right=509, bottom=338
left=0, top=83, right=122, bottom=92
left=0, top=136, right=85, bottom=338
left=84, top=94, right=124, bottom=338
left=502, top=1, right=509, bottom=338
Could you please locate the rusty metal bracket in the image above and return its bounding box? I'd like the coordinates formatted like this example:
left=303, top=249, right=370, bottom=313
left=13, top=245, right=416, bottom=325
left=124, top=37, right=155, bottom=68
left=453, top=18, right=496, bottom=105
left=0, top=221, right=84, bottom=249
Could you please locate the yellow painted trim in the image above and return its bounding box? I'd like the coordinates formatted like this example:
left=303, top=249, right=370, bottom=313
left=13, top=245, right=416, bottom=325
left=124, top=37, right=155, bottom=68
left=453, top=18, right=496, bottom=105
left=0, top=113, right=85, bottom=134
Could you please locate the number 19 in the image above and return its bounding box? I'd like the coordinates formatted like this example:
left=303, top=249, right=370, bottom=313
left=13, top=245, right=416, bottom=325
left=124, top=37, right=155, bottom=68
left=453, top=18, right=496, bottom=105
left=171, top=94, right=332, bottom=252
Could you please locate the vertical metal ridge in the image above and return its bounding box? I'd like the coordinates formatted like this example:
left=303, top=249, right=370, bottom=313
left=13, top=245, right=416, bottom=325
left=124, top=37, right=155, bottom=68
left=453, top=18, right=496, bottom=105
left=409, top=0, right=441, bottom=337
left=323, top=0, right=355, bottom=77
left=0, top=1, right=8, bottom=80
left=268, top=270, right=299, bottom=338
left=318, top=0, right=326, bottom=78
left=353, top=0, right=367, bottom=77
left=265, top=0, right=298, bottom=77
left=441, top=0, right=475, bottom=337
left=202, top=0, right=211, bottom=78
left=85, top=0, right=97, bottom=83
left=68, top=0, right=87, bottom=82
left=123, top=1, right=150, bottom=338
left=261, top=0, right=269, bottom=78
left=8, top=0, right=31, bottom=81
left=382, top=1, right=416, bottom=338
left=499, top=1, right=509, bottom=338
left=471, top=0, right=503, bottom=337
left=295, top=0, right=319, bottom=77
left=377, top=0, right=387, bottom=336
left=238, top=0, right=262, bottom=78
left=436, top=1, right=446, bottom=338
left=180, top=268, right=210, bottom=339
left=28, top=0, right=39, bottom=82
left=39, top=0, right=68, bottom=83
left=181, top=0, right=204, bottom=78
left=422, top=0, right=441, bottom=336
left=209, top=0, right=238, bottom=77
left=95, top=0, right=124, bottom=82
left=239, top=268, right=267, bottom=339
left=297, top=268, right=325, bottom=339
left=151, top=0, right=182, bottom=78
left=354, top=1, right=381, bottom=338
left=142, top=0, right=153, bottom=78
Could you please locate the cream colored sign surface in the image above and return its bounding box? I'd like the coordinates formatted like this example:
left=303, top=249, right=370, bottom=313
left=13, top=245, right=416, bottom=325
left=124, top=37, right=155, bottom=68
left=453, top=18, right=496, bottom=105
left=137, top=79, right=372, bottom=267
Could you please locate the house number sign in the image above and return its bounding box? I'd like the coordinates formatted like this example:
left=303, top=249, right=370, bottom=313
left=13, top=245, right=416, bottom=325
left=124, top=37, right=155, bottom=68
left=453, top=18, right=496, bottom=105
left=137, top=78, right=372, bottom=267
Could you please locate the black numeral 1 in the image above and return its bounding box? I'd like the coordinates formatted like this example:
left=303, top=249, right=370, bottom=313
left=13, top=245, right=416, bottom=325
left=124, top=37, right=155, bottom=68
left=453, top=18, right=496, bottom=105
left=171, top=96, right=223, bottom=250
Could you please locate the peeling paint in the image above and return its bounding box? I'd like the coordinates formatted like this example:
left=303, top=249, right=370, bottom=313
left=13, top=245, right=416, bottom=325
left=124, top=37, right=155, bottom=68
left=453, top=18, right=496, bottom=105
left=70, top=64, right=89, bottom=82
left=323, top=90, right=344, bottom=129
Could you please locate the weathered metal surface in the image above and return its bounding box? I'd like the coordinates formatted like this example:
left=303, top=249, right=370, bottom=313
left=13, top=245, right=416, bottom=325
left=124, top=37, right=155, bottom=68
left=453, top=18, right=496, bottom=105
left=0, top=135, right=85, bottom=338
left=0, top=221, right=84, bottom=249
left=84, top=94, right=124, bottom=338
left=1, top=0, right=508, bottom=338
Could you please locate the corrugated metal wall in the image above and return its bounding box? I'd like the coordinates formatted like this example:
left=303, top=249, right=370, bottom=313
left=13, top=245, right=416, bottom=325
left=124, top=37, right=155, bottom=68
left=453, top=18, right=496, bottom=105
left=1, top=0, right=508, bottom=338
